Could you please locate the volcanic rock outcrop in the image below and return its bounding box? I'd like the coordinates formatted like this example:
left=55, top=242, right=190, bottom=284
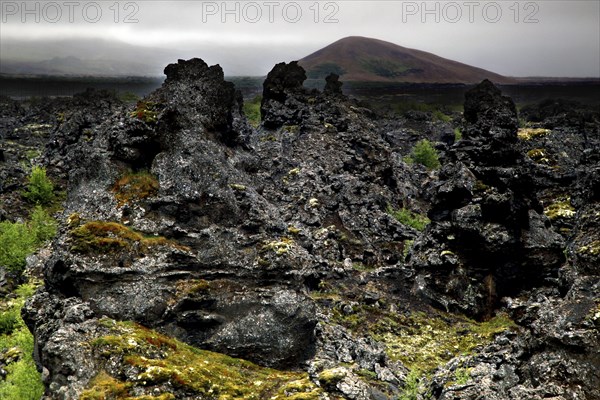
left=410, top=80, right=565, bottom=319
left=3, top=59, right=596, bottom=400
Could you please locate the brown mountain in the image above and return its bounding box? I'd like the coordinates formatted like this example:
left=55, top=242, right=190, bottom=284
left=298, top=36, right=515, bottom=84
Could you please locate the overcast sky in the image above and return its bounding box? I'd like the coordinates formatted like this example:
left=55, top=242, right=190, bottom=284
left=1, top=0, right=599, bottom=77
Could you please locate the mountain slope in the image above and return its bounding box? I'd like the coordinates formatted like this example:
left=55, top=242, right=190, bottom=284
left=299, top=36, right=515, bottom=84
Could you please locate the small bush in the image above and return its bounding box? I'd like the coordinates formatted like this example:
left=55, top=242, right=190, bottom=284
left=23, top=166, right=55, bottom=205
left=130, top=101, right=158, bottom=124
left=0, top=223, right=35, bottom=272
left=0, top=207, right=56, bottom=273
left=0, top=282, right=45, bottom=400
left=398, top=369, right=422, bottom=400
left=410, top=139, right=440, bottom=170
left=29, top=206, right=58, bottom=244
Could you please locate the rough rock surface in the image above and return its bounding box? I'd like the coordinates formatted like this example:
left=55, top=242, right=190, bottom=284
left=1, top=60, right=596, bottom=399
left=410, top=80, right=565, bottom=319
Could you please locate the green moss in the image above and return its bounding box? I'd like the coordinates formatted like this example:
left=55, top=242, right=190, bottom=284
left=70, top=221, right=186, bottom=255
left=113, top=171, right=159, bottom=206
left=318, top=367, right=347, bottom=388
left=84, top=319, right=322, bottom=399
left=332, top=304, right=516, bottom=374
left=544, top=197, right=576, bottom=220
left=387, top=205, right=430, bottom=232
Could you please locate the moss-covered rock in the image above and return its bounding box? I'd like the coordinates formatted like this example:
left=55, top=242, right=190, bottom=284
left=69, top=221, right=186, bottom=255
left=84, top=319, right=323, bottom=400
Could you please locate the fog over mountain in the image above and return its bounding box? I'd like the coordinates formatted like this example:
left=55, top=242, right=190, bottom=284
left=1, top=0, right=598, bottom=77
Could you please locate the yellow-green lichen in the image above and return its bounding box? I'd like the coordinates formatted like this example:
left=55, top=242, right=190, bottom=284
left=527, top=148, right=551, bottom=164
left=260, top=237, right=295, bottom=256
left=229, top=183, right=247, bottom=192
left=84, top=319, right=322, bottom=400
left=287, top=225, right=302, bottom=235
left=331, top=304, right=516, bottom=374
left=578, top=240, right=600, bottom=256
left=544, top=197, right=576, bottom=220
left=517, top=128, right=551, bottom=140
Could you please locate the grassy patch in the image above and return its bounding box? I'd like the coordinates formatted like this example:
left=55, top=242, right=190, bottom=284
left=387, top=205, right=430, bottom=232
left=70, top=221, right=186, bottom=255
left=84, top=319, right=322, bottom=400
left=243, top=95, right=262, bottom=127
left=112, top=170, right=159, bottom=206
left=0, top=282, right=45, bottom=400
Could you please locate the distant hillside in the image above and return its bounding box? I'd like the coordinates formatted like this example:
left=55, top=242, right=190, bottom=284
left=299, top=36, right=516, bottom=84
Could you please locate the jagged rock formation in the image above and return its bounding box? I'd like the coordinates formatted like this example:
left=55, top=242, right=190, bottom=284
left=1, top=59, right=596, bottom=400
left=410, top=80, right=565, bottom=319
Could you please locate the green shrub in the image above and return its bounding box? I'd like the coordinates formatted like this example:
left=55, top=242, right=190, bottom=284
left=387, top=205, right=430, bottom=232
left=398, top=369, right=422, bottom=400
left=243, top=95, right=262, bottom=127
left=29, top=206, right=58, bottom=244
left=0, top=282, right=45, bottom=400
left=410, top=139, right=440, bottom=170
left=0, top=207, right=56, bottom=273
left=23, top=166, right=55, bottom=205
left=0, top=223, right=36, bottom=272
left=0, top=308, right=21, bottom=335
